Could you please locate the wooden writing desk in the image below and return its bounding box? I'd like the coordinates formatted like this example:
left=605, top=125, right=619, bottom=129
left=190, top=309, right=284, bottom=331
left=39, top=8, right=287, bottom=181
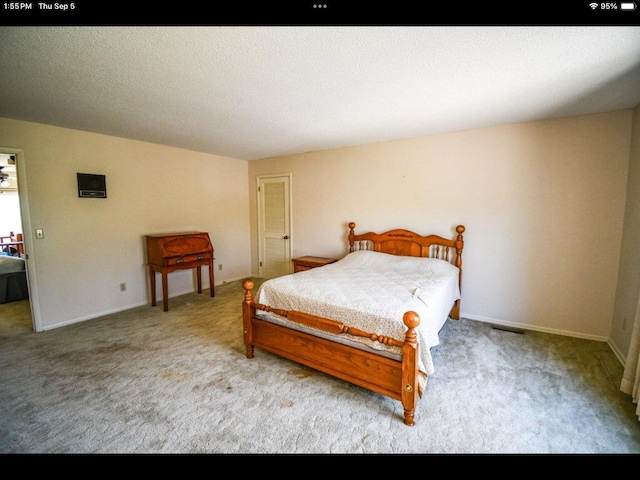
left=145, top=232, right=214, bottom=311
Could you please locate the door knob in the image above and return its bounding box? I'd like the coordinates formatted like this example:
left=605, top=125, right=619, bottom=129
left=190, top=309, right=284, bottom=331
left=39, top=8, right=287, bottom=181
left=283, top=235, right=289, bottom=239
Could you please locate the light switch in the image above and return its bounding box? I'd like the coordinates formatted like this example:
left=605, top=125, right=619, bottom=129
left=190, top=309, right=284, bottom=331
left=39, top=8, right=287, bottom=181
left=35, top=229, right=44, bottom=239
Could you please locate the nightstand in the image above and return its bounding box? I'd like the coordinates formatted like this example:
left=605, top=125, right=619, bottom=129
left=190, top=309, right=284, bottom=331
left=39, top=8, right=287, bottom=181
left=292, top=256, right=338, bottom=273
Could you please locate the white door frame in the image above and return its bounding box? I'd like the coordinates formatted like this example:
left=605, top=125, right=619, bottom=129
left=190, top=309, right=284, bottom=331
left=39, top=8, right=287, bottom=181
left=1, top=147, right=42, bottom=332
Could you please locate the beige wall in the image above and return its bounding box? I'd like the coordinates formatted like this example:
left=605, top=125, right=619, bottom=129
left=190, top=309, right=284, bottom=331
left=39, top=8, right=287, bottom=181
left=0, top=118, right=251, bottom=331
left=2, top=109, right=637, bottom=357
left=249, top=111, right=634, bottom=346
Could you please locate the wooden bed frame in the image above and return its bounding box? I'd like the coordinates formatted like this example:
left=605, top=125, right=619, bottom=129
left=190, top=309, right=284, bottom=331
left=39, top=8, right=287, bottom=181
left=242, top=222, right=465, bottom=426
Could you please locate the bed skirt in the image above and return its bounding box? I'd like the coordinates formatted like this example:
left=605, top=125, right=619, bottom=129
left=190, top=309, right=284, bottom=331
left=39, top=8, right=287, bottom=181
left=0, top=271, right=29, bottom=304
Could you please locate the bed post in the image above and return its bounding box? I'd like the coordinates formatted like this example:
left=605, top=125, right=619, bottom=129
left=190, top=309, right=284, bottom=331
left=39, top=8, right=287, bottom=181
left=454, top=225, right=465, bottom=270
left=450, top=225, right=465, bottom=320
left=401, top=311, right=420, bottom=426
left=242, top=279, right=255, bottom=359
left=348, top=222, right=356, bottom=252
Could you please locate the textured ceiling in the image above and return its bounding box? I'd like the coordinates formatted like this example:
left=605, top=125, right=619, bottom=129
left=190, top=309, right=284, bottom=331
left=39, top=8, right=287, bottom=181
left=1, top=26, right=639, bottom=160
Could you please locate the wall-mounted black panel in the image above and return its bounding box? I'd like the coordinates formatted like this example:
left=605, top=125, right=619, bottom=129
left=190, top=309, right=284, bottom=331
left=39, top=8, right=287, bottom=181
left=77, top=173, right=107, bottom=198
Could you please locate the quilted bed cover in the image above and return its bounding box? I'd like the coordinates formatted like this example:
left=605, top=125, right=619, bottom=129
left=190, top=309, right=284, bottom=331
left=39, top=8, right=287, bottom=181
left=256, top=250, right=460, bottom=375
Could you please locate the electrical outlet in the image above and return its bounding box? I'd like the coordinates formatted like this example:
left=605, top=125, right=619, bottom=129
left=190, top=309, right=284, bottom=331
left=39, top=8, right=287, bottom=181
left=218, top=264, right=222, bottom=271
left=120, top=283, right=126, bottom=292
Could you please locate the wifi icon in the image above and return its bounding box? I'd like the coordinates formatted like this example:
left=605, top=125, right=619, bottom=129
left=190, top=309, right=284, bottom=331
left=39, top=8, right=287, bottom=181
left=589, top=2, right=599, bottom=8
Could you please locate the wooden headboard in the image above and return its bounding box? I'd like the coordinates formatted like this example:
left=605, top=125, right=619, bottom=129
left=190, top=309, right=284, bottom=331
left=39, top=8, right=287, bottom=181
left=348, top=222, right=464, bottom=266
left=348, top=222, right=465, bottom=319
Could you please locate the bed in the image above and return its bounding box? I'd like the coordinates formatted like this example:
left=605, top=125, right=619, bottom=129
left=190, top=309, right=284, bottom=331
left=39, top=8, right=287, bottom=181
left=242, top=222, right=465, bottom=426
left=0, top=255, right=29, bottom=304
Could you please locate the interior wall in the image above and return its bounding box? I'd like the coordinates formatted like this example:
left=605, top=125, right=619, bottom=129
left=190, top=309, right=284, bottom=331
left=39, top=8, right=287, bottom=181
left=1, top=109, right=635, bottom=354
left=249, top=110, right=633, bottom=344
left=0, top=117, right=252, bottom=331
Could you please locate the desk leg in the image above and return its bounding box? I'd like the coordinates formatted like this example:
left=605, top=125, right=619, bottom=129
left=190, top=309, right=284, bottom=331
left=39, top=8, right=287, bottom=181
left=196, top=265, right=202, bottom=294
left=149, top=267, right=156, bottom=307
left=161, top=271, right=169, bottom=312
left=209, top=260, right=215, bottom=297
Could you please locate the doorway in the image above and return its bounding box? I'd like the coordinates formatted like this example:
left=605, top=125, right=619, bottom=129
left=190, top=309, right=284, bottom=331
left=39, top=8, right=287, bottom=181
left=257, top=174, right=292, bottom=279
left=0, top=149, right=40, bottom=332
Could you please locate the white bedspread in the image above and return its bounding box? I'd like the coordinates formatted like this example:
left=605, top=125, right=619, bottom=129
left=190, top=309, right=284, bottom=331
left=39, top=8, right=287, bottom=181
left=256, top=250, right=460, bottom=375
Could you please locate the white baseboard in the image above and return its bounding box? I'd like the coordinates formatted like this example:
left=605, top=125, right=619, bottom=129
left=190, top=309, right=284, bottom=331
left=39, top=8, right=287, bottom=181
left=461, top=312, right=625, bottom=367
left=460, top=312, right=608, bottom=342
left=42, top=300, right=149, bottom=331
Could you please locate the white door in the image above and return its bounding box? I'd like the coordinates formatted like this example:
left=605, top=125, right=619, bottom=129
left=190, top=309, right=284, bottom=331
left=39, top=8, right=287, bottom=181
left=258, top=174, right=292, bottom=279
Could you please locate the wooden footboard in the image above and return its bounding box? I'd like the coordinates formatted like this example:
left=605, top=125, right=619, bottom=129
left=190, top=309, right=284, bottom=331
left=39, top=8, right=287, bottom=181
left=242, top=279, right=421, bottom=426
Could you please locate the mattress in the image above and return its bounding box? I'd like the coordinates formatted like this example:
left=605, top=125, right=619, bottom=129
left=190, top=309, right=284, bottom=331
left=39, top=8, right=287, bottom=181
left=0, top=255, right=26, bottom=274
left=256, top=250, right=460, bottom=376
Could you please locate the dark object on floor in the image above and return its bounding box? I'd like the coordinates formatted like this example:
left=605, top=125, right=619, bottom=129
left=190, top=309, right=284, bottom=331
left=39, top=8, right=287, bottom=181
left=0, top=256, right=29, bottom=304
left=491, top=324, right=525, bottom=334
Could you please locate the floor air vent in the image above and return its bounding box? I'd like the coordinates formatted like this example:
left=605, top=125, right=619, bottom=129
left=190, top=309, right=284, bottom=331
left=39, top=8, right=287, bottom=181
left=491, top=324, right=525, bottom=334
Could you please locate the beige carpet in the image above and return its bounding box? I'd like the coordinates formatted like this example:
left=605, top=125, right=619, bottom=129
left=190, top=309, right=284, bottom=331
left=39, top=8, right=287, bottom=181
left=1, top=279, right=639, bottom=454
